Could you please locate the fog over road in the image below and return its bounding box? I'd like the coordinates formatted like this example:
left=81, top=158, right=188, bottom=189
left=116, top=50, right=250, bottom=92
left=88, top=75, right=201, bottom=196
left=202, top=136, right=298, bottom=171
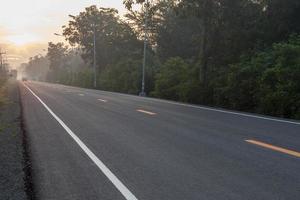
left=19, top=81, right=300, bottom=200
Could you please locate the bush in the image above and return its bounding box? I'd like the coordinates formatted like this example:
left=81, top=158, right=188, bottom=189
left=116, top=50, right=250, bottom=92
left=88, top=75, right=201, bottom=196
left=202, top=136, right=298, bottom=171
left=153, top=57, right=192, bottom=101
left=219, top=35, right=300, bottom=119
left=99, top=59, right=141, bottom=94
left=73, top=69, right=94, bottom=88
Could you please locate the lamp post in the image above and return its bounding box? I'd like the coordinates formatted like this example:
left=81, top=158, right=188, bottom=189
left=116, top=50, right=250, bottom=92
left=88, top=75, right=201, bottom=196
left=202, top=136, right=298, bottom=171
left=93, top=24, right=97, bottom=88
left=140, top=0, right=149, bottom=97
left=91, top=21, right=111, bottom=89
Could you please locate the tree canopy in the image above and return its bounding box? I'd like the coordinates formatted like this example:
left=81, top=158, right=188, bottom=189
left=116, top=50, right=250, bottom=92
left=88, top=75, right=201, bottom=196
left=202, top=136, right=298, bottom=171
left=22, top=1, right=300, bottom=119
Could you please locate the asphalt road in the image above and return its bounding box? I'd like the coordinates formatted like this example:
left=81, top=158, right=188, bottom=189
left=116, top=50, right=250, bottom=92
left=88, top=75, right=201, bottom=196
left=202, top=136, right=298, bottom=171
left=19, top=81, right=300, bottom=200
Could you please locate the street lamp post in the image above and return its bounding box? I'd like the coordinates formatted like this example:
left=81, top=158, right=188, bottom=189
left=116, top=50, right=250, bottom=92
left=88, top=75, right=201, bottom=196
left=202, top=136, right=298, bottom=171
left=93, top=25, right=97, bottom=88
left=140, top=0, right=149, bottom=97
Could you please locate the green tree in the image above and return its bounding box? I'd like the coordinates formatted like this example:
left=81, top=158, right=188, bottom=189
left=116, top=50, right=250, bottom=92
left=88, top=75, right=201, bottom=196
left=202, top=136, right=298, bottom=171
left=63, top=5, right=142, bottom=74
left=47, top=42, right=68, bottom=82
left=259, top=0, right=300, bottom=45
left=259, top=35, right=300, bottom=118
left=25, top=55, right=49, bottom=81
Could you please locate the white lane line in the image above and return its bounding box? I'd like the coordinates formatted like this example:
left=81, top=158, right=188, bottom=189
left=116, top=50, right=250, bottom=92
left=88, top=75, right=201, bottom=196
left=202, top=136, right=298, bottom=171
left=98, top=99, right=108, bottom=103
left=78, top=93, right=85, bottom=96
left=22, top=83, right=138, bottom=200
left=137, top=109, right=157, bottom=115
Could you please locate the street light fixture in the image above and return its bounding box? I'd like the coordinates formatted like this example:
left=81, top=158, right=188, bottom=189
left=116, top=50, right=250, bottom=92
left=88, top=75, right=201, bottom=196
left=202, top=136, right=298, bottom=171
left=54, top=33, right=63, bottom=36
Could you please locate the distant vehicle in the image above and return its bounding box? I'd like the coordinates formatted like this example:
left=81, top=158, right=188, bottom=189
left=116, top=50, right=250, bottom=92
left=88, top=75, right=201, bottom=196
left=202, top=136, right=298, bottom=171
left=22, top=77, right=28, bottom=81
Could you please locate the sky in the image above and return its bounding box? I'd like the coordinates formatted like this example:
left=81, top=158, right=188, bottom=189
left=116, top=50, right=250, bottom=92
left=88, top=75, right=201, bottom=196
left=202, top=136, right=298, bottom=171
left=0, top=0, right=127, bottom=68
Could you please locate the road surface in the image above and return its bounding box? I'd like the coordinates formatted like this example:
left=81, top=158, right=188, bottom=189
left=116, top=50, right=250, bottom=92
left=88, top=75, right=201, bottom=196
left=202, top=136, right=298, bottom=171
left=19, top=81, right=300, bottom=200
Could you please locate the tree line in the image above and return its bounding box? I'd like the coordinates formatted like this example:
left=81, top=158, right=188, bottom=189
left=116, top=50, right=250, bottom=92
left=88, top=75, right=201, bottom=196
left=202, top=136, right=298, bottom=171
left=23, top=0, right=300, bottom=119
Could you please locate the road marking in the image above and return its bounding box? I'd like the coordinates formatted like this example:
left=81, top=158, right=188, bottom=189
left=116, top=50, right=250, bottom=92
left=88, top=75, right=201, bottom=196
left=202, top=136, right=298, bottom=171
left=70, top=86, right=300, bottom=125
left=78, top=93, right=85, bottom=96
left=33, top=81, right=300, bottom=125
left=22, top=83, right=138, bottom=200
left=146, top=99, right=300, bottom=125
left=137, top=109, right=157, bottom=115
left=245, top=139, right=300, bottom=158
left=98, top=99, right=107, bottom=102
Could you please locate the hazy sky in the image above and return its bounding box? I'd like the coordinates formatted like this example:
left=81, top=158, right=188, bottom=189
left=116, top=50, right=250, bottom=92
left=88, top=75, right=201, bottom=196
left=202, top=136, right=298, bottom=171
left=0, top=0, right=127, bottom=68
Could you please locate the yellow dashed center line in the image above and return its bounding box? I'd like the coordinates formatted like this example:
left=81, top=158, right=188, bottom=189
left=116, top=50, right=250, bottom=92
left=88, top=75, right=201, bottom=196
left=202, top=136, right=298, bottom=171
left=137, top=109, right=157, bottom=115
left=246, top=139, right=300, bottom=158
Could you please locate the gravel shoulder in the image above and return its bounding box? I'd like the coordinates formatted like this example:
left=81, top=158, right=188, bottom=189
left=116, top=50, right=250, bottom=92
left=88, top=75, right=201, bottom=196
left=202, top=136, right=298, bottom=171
left=0, top=79, right=29, bottom=200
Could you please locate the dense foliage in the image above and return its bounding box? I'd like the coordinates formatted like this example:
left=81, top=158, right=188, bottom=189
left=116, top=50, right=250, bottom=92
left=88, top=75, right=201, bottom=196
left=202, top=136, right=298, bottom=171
left=222, top=36, right=300, bottom=118
left=23, top=1, right=300, bottom=119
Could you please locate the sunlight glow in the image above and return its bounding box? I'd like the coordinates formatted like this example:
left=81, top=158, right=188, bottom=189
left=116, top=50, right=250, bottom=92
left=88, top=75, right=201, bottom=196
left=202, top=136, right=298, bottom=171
left=6, top=34, right=40, bottom=46
left=0, top=0, right=126, bottom=67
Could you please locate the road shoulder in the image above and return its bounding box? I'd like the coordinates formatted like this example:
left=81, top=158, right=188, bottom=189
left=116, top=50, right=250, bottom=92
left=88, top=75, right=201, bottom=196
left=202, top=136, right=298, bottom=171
left=0, top=80, right=32, bottom=199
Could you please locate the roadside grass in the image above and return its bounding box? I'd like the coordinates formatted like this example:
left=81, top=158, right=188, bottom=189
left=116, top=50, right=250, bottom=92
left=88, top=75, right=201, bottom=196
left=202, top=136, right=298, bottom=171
left=0, top=77, right=8, bottom=107
left=0, top=76, right=8, bottom=136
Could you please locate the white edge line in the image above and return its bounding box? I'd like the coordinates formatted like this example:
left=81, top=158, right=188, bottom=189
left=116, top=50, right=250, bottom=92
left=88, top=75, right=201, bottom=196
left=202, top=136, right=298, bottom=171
left=158, top=100, right=300, bottom=125
left=22, top=83, right=138, bottom=200
left=31, top=81, right=300, bottom=126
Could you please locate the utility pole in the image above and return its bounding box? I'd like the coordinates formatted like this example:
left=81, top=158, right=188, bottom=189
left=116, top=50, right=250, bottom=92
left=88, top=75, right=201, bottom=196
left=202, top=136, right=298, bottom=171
left=140, top=0, right=149, bottom=97
left=0, top=48, right=7, bottom=72
left=93, top=24, right=97, bottom=88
